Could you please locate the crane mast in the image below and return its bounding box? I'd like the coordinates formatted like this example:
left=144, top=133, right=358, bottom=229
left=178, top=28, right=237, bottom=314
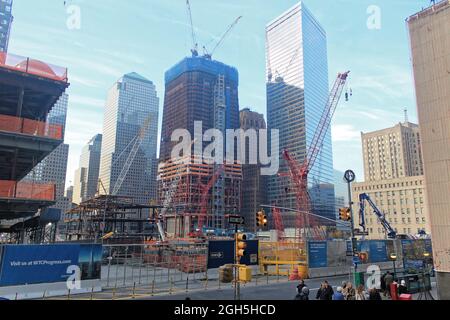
left=359, top=193, right=397, bottom=239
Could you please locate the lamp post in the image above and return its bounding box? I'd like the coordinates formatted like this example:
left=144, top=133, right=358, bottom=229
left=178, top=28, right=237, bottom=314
left=389, top=252, right=397, bottom=277
left=423, top=252, right=430, bottom=273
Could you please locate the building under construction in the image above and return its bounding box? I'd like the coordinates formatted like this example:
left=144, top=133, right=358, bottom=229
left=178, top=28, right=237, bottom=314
left=159, top=55, right=242, bottom=238
left=158, top=157, right=242, bottom=238
left=64, top=195, right=160, bottom=243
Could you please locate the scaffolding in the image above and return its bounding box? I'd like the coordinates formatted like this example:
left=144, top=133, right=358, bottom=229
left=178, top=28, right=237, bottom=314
left=158, top=157, right=242, bottom=238
left=64, top=195, right=160, bottom=243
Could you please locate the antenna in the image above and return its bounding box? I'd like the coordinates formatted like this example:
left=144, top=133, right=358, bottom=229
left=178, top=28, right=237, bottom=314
left=404, top=108, right=409, bottom=123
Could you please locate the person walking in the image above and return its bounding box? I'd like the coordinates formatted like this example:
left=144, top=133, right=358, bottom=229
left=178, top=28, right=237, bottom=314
left=384, top=272, right=394, bottom=297
left=355, top=284, right=367, bottom=300
left=368, top=288, right=382, bottom=300
left=297, top=280, right=306, bottom=294
left=295, top=286, right=310, bottom=301
left=398, top=280, right=408, bottom=295
left=343, top=282, right=356, bottom=300
left=332, top=287, right=345, bottom=300
left=316, top=281, right=334, bottom=300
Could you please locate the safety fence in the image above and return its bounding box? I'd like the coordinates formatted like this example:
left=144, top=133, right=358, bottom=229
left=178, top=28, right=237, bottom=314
left=0, top=52, right=68, bottom=82
left=0, top=114, right=63, bottom=140
left=0, top=180, right=56, bottom=201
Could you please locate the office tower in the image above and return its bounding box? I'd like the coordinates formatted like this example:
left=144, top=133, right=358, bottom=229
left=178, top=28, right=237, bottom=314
left=73, top=134, right=102, bottom=204
left=0, top=0, right=13, bottom=53
left=23, top=93, right=70, bottom=215
left=266, top=2, right=335, bottom=228
left=158, top=56, right=242, bottom=237
left=240, top=108, right=267, bottom=233
left=407, top=0, right=450, bottom=299
left=0, top=53, right=68, bottom=242
left=98, top=73, right=159, bottom=204
left=362, top=120, right=423, bottom=181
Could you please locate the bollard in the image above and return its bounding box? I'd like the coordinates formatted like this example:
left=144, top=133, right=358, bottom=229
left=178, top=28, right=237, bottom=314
left=151, top=280, right=155, bottom=297
left=90, top=287, right=95, bottom=300
left=186, top=276, right=189, bottom=293
left=15, top=292, right=18, bottom=301
left=67, top=289, right=71, bottom=300
left=112, top=285, right=117, bottom=300
left=132, top=282, right=136, bottom=299
left=169, top=278, right=173, bottom=295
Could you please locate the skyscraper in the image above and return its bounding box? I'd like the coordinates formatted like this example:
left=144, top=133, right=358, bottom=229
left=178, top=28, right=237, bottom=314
left=240, top=108, right=267, bottom=233
left=407, top=0, right=450, bottom=299
left=0, top=0, right=13, bottom=53
left=98, top=72, right=159, bottom=204
left=158, top=56, right=242, bottom=236
left=23, top=93, right=70, bottom=214
left=73, top=134, right=102, bottom=204
left=266, top=2, right=335, bottom=228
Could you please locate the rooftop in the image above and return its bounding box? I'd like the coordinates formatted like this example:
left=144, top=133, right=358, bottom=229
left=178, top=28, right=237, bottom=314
left=407, top=0, right=450, bottom=22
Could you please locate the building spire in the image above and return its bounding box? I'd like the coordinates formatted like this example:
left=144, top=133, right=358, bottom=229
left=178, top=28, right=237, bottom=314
left=404, top=108, right=409, bottom=123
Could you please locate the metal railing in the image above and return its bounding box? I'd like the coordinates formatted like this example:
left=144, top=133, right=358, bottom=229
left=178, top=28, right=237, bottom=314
left=0, top=114, right=63, bottom=140
left=0, top=52, right=68, bottom=82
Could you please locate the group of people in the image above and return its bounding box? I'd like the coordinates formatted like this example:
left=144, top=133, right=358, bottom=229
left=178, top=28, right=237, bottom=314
left=294, top=272, right=408, bottom=301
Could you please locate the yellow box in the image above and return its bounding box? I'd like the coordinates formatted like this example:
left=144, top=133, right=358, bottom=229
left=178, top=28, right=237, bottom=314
left=239, top=266, right=252, bottom=282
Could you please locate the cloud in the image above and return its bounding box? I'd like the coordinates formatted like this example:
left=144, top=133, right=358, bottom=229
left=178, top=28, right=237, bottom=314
left=332, top=124, right=361, bottom=142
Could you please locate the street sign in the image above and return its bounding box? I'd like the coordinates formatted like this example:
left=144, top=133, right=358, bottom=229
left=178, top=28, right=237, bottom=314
left=344, top=170, right=356, bottom=183
left=228, top=215, right=245, bottom=225
left=354, top=230, right=369, bottom=236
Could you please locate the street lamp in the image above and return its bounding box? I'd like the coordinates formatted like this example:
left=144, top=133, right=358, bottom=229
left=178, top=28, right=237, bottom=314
left=389, top=252, right=397, bottom=277
left=423, top=252, right=431, bottom=273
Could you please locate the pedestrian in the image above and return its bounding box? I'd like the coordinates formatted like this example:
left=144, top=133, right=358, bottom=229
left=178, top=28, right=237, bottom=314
left=380, top=272, right=387, bottom=294
left=295, top=286, right=310, bottom=301
left=384, top=272, right=394, bottom=297
left=343, top=282, right=356, bottom=300
left=297, top=279, right=306, bottom=294
left=398, top=280, right=408, bottom=295
left=341, top=280, right=348, bottom=291
left=317, top=281, right=334, bottom=300
left=368, top=288, right=382, bottom=300
left=332, top=287, right=345, bottom=300
left=355, top=284, right=367, bottom=300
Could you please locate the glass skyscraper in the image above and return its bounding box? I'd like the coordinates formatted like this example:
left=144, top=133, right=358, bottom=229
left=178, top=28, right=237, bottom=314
left=99, top=72, right=159, bottom=203
left=0, top=0, right=13, bottom=53
left=266, top=2, right=335, bottom=228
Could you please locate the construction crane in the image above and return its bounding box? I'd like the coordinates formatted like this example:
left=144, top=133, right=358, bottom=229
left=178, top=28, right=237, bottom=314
left=192, top=164, right=225, bottom=237
left=186, top=0, right=199, bottom=57
left=203, top=16, right=242, bottom=60
left=358, top=193, right=397, bottom=239
left=282, top=71, right=350, bottom=242
left=271, top=206, right=285, bottom=240
left=111, top=115, right=152, bottom=196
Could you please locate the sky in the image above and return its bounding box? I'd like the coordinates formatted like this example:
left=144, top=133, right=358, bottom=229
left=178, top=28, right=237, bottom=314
left=8, top=0, right=431, bottom=188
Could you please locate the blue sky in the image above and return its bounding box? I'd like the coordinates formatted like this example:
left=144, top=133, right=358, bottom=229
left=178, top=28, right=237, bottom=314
left=8, top=0, right=429, bottom=187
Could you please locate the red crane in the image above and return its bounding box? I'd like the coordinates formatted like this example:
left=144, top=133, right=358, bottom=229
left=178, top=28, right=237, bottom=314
left=189, top=165, right=225, bottom=238
left=271, top=206, right=285, bottom=240
left=283, top=71, right=350, bottom=242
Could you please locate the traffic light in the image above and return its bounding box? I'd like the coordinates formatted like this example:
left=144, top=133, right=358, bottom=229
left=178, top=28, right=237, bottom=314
left=339, top=207, right=352, bottom=221
left=236, top=233, right=247, bottom=262
left=256, top=210, right=268, bottom=227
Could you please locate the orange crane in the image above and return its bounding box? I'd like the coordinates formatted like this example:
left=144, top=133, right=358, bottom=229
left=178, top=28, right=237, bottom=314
left=282, top=71, right=350, bottom=242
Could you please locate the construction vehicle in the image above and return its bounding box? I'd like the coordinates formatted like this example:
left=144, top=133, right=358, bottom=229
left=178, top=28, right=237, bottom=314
left=358, top=193, right=397, bottom=239
left=282, top=71, right=350, bottom=242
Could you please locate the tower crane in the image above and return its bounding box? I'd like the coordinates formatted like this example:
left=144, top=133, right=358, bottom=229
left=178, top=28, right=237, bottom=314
left=282, top=71, right=350, bottom=242
left=203, top=16, right=242, bottom=60
left=186, top=0, right=199, bottom=57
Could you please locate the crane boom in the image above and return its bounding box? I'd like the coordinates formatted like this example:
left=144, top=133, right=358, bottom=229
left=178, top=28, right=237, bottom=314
left=359, top=193, right=397, bottom=239
left=303, top=71, right=350, bottom=174
left=282, top=71, right=350, bottom=241
left=207, top=16, right=242, bottom=59
left=186, top=0, right=198, bottom=56
left=111, top=116, right=151, bottom=196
